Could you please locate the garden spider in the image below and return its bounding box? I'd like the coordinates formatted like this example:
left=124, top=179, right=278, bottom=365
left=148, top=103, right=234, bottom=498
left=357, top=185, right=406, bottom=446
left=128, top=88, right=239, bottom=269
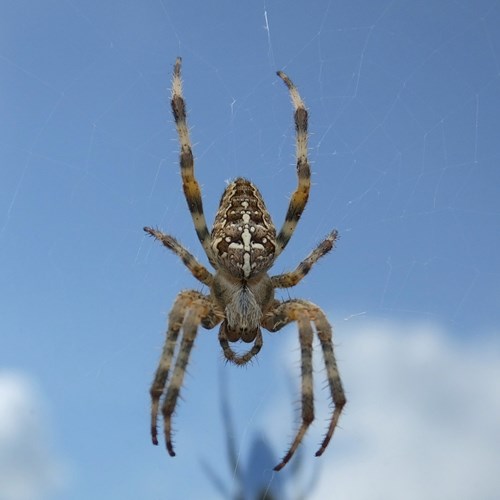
left=144, top=58, right=346, bottom=471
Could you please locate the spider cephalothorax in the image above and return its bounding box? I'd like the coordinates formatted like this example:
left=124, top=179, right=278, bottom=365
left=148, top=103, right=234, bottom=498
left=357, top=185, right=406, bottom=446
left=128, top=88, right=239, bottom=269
left=144, top=58, right=345, bottom=471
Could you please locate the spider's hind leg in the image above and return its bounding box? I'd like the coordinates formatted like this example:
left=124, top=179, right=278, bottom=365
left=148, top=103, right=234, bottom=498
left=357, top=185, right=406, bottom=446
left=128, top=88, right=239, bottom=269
left=275, top=70, right=311, bottom=256
left=170, top=58, right=214, bottom=263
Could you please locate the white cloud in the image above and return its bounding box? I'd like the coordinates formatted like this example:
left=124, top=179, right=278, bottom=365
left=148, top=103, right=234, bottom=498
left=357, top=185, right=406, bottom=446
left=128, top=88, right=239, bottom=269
left=298, top=320, right=500, bottom=500
left=0, top=373, right=69, bottom=500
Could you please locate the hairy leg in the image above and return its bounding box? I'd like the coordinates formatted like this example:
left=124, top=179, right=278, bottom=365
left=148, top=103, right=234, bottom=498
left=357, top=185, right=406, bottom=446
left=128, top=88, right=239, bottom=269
left=275, top=71, right=311, bottom=256
left=150, top=291, right=221, bottom=449
left=263, top=299, right=345, bottom=470
left=144, top=226, right=213, bottom=286
left=171, top=58, right=214, bottom=263
left=271, top=230, right=338, bottom=288
left=312, top=310, right=346, bottom=456
left=150, top=291, right=194, bottom=446
left=275, top=313, right=314, bottom=471
left=161, top=308, right=200, bottom=455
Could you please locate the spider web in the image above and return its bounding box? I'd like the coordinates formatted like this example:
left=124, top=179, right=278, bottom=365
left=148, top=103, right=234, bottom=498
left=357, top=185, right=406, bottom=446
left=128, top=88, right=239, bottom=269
left=1, top=1, right=500, bottom=499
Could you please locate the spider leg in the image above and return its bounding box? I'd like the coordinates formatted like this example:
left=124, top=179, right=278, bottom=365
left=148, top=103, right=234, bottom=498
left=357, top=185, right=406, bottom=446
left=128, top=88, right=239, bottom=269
left=263, top=300, right=345, bottom=471
left=218, top=327, right=263, bottom=365
left=171, top=58, right=214, bottom=263
left=271, top=230, right=338, bottom=288
left=275, top=70, right=311, bottom=256
left=161, top=297, right=221, bottom=456
left=150, top=291, right=193, bottom=446
left=161, top=308, right=200, bottom=456
left=144, top=226, right=213, bottom=287
left=150, top=291, right=221, bottom=450
left=312, top=309, right=346, bottom=457
left=279, top=314, right=314, bottom=471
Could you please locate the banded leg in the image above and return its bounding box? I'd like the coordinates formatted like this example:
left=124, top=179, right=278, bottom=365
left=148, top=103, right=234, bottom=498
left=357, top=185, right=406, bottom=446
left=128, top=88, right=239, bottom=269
left=171, top=58, right=214, bottom=263
left=150, top=291, right=220, bottom=450
left=271, top=230, right=338, bottom=288
left=218, top=326, right=263, bottom=366
left=275, top=70, right=311, bottom=256
left=144, top=226, right=213, bottom=287
left=278, top=314, right=314, bottom=471
left=263, top=300, right=345, bottom=471
left=150, top=291, right=196, bottom=446
left=312, top=310, right=346, bottom=457
left=264, top=301, right=315, bottom=471
left=161, top=308, right=201, bottom=455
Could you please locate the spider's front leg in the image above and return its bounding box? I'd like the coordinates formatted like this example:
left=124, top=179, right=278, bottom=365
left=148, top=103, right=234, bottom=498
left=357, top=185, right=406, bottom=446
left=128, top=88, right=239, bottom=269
left=150, top=291, right=222, bottom=455
left=263, top=300, right=346, bottom=471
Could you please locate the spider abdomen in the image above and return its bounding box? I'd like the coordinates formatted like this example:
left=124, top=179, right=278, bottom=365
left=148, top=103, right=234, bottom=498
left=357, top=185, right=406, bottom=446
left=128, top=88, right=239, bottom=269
left=211, top=178, right=276, bottom=278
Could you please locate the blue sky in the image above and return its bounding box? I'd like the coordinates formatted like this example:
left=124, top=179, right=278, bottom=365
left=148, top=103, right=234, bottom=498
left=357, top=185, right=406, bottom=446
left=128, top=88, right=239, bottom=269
left=1, top=1, right=500, bottom=499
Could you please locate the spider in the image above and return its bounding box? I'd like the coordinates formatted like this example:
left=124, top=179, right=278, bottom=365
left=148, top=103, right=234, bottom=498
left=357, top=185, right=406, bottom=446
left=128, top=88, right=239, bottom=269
left=144, top=58, right=346, bottom=471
